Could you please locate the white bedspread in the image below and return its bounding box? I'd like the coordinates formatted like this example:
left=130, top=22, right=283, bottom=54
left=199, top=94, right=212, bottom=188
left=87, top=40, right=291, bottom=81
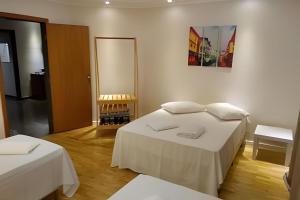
left=112, top=109, right=246, bottom=196
left=109, top=174, right=221, bottom=200
left=0, top=135, right=79, bottom=200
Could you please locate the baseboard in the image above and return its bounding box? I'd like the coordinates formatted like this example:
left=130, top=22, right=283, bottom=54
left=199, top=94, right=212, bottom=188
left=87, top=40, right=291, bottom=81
left=6, top=95, right=32, bottom=100
left=21, top=96, right=32, bottom=100
left=246, top=139, right=286, bottom=153
left=5, top=95, right=19, bottom=99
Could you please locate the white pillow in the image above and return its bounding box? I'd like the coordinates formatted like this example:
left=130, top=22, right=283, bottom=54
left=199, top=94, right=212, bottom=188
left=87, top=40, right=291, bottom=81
left=161, top=101, right=205, bottom=114
left=206, top=103, right=249, bottom=120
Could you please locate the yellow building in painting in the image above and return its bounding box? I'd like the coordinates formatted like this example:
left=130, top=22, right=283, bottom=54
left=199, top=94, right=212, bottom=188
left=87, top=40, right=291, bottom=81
left=188, top=27, right=202, bottom=65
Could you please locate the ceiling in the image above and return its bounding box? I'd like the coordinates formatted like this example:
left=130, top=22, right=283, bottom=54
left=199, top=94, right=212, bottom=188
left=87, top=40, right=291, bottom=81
left=47, top=0, right=230, bottom=8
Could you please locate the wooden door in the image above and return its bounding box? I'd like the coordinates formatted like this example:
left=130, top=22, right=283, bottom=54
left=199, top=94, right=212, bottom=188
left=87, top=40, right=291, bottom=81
left=46, top=24, right=92, bottom=133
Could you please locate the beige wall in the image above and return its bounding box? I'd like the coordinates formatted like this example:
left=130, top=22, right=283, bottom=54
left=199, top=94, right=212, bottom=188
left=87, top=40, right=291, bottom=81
left=0, top=0, right=299, bottom=137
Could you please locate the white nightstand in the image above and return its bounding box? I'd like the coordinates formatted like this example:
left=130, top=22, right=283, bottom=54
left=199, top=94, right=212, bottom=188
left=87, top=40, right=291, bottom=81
left=253, top=125, right=293, bottom=166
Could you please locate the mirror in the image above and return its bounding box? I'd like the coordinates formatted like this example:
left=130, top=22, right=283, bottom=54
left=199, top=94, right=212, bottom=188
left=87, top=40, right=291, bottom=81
left=96, top=38, right=135, bottom=95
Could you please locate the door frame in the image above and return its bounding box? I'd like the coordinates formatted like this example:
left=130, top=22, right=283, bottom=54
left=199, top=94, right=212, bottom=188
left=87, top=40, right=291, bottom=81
left=0, top=29, right=22, bottom=98
left=0, top=62, right=9, bottom=136
left=0, top=12, right=51, bottom=137
left=40, top=23, right=54, bottom=133
left=0, top=12, right=49, bottom=23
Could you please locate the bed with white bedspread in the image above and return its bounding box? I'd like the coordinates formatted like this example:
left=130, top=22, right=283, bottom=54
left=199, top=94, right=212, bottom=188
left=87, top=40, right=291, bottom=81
left=0, top=135, right=79, bottom=200
left=112, top=109, right=247, bottom=196
left=109, top=174, right=221, bottom=200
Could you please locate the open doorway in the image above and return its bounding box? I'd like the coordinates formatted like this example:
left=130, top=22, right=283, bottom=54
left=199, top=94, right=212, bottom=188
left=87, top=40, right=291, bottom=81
left=0, top=18, right=50, bottom=138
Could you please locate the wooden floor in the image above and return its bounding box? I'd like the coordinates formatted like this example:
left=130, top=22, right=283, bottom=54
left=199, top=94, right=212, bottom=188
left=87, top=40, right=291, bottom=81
left=44, top=126, right=290, bottom=200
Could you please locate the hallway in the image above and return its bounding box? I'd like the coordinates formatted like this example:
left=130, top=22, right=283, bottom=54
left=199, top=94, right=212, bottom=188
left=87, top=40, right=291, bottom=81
left=6, top=97, right=49, bottom=138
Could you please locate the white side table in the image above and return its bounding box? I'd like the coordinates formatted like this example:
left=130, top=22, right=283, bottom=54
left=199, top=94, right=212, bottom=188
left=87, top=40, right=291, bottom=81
left=253, top=125, right=293, bottom=166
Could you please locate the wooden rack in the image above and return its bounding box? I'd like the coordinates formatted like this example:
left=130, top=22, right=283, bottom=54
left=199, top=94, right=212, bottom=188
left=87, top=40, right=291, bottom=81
left=98, top=94, right=137, bottom=105
left=94, top=37, right=138, bottom=131
left=96, top=94, right=138, bottom=130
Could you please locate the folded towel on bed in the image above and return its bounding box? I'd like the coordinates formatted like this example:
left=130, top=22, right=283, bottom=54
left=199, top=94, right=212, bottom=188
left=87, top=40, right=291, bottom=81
left=177, top=125, right=205, bottom=139
left=147, top=119, right=178, bottom=131
left=0, top=141, right=40, bottom=155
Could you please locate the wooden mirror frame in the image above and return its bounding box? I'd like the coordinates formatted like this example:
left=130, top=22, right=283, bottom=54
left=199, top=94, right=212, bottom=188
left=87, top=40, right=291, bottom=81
left=94, top=37, right=139, bottom=131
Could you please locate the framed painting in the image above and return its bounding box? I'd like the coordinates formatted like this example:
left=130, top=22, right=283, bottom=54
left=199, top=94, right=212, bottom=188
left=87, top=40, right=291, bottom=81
left=188, top=25, right=237, bottom=68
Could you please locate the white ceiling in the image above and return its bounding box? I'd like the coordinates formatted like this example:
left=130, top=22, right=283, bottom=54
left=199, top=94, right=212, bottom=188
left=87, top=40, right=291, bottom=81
left=47, top=0, right=230, bottom=8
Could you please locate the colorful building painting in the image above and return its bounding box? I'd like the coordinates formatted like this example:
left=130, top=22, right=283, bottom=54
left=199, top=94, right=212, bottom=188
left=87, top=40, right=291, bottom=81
left=188, top=25, right=237, bottom=68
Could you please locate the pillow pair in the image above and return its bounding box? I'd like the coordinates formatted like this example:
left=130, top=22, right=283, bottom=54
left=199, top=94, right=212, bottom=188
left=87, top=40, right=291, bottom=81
left=161, top=101, right=249, bottom=120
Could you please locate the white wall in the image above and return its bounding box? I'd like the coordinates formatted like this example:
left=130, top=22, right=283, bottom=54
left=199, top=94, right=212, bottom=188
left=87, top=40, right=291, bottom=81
left=70, top=0, right=300, bottom=136
left=0, top=0, right=299, bottom=137
left=0, top=18, right=45, bottom=98
left=0, top=31, right=17, bottom=96
left=144, top=0, right=300, bottom=135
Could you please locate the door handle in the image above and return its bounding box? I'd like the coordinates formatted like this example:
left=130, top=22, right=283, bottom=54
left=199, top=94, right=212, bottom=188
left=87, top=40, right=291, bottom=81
left=87, top=75, right=91, bottom=79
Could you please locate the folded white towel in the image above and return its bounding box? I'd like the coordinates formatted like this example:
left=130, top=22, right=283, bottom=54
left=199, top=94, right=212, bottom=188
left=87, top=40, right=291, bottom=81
left=147, top=119, right=178, bottom=131
left=177, top=125, right=205, bottom=139
left=0, top=141, right=40, bottom=155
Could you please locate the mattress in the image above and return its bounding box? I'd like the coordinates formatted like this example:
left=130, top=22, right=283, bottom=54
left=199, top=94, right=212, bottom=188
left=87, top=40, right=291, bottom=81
left=112, top=109, right=246, bottom=196
left=0, top=135, right=79, bottom=200
left=108, top=174, right=221, bottom=200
